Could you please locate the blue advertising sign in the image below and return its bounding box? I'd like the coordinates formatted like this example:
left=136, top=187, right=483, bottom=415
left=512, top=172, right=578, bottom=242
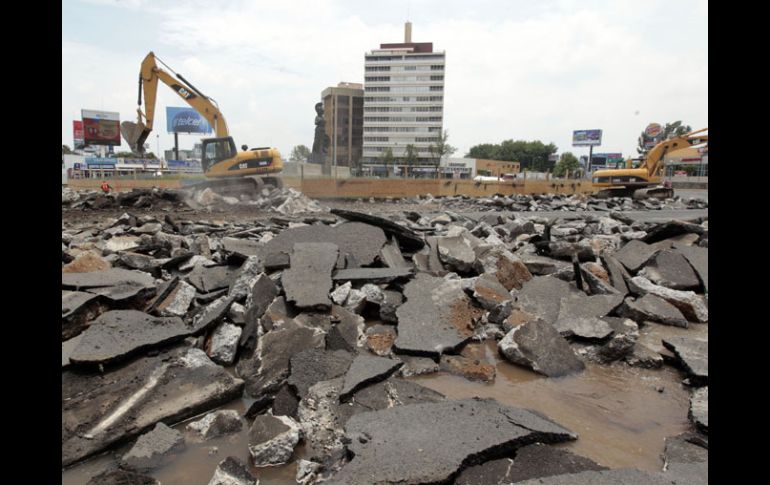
left=572, top=129, right=602, bottom=147
left=85, top=157, right=115, bottom=168
left=166, top=107, right=213, bottom=134
left=167, top=159, right=203, bottom=171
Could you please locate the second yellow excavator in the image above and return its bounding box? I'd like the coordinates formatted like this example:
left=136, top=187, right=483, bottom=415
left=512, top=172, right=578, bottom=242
left=592, top=128, right=707, bottom=199
left=121, top=52, right=284, bottom=196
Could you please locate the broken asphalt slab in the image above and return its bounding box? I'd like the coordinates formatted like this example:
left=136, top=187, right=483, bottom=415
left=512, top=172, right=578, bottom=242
left=261, top=222, right=387, bottom=269
left=62, top=347, right=244, bottom=466
left=327, top=398, right=576, bottom=485
left=68, top=310, right=209, bottom=365
left=515, top=276, right=580, bottom=325
left=499, top=319, right=586, bottom=377
left=662, top=336, right=708, bottom=385
left=283, top=242, right=339, bottom=310
left=237, top=325, right=325, bottom=399
left=455, top=443, right=606, bottom=485
left=120, top=422, right=185, bottom=472
left=330, top=208, right=425, bottom=250
left=638, top=250, right=701, bottom=291
left=394, top=274, right=480, bottom=357
left=618, top=294, right=689, bottom=328
left=62, top=267, right=155, bottom=290
left=288, top=348, right=354, bottom=399
left=514, top=466, right=707, bottom=485
left=339, top=354, right=403, bottom=401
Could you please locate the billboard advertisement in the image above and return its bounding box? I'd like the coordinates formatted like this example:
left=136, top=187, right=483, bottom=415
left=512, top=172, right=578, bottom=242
left=73, top=120, right=85, bottom=149
left=82, top=110, right=121, bottom=146
left=572, top=129, right=602, bottom=147
left=590, top=153, right=623, bottom=168
left=166, top=107, right=213, bottom=134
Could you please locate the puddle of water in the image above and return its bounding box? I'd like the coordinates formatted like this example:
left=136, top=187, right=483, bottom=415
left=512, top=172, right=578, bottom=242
left=62, top=321, right=704, bottom=482
left=62, top=398, right=300, bottom=485
left=410, top=338, right=694, bottom=472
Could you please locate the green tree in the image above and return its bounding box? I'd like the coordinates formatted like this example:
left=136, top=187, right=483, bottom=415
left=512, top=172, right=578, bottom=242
left=637, top=121, right=692, bottom=156
left=380, top=148, right=394, bottom=177
left=466, top=140, right=557, bottom=172
left=404, top=144, right=418, bottom=165
left=290, top=144, right=311, bottom=162
left=428, top=130, right=456, bottom=179
left=553, top=152, right=580, bottom=177
left=466, top=143, right=499, bottom=160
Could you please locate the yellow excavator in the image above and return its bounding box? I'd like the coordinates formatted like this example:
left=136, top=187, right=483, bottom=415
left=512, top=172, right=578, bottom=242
left=121, top=52, right=283, bottom=196
left=592, top=128, right=707, bottom=199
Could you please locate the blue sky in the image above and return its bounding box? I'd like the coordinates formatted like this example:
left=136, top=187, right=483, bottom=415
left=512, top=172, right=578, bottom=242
left=62, top=0, right=708, bottom=159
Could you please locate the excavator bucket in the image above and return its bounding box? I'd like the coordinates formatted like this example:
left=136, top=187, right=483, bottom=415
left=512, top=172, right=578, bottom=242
left=120, top=120, right=148, bottom=154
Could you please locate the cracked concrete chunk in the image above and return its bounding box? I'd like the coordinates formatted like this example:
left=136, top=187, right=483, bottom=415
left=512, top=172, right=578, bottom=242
left=288, top=348, right=354, bottom=399
left=398, top=356, right=440, bottom=377
left=515, top=276, right=579, bottom=325
left=673, top=243, right=708, bottom=293
left=283, top=242, right=338, bottom=310
left=248, top=414, right=300, bottom=466
left=329, top=398, right=576, bottom=485
left=439, top=354, right=496, bottom=382
left=456, top=443, right=606, bottom=485
left=339, top=354, right=403, bottom=401
left=365, top=324, right=397, bottom=356
left=62, top=267, right=155, bottom=291
left=157, top=280, right=196, bottom=317
left=614, top=239, right=665, bottom=272
left=379, top=290, right=403, bottom=323
left=628, top=276, right=708, bottom=322
left=618, top=294, right=688, bottom=327
left=473, top=273, right=513, bottom=310
left=187, top=409, right=244, bottom=441
left=221, top=237, right=261, bottom=259
left=499, top=319, right=585, bottom=377
left=436, top=232, right=481, bottom=273
left=595, top=317, right=639, bottom=362
left=69, top=310, right=195, bottom=365
left=237, top=326, right=325, bottom=398
left=104, top=236, right=141, bottom=252
left=638, top=250, right=701, bottom=291
left=62, top=347, right=244, bottom=466
left=207, top=456, right=257, bottom=485
left=689, top=386, right=708, bottom=433
left=120, top=422, right=185, bottom=472
left=187, top=264, right=240, bottom=293
left=394, top=274, right=480, bottom=357
left=662, top=336, right=708, bottom=385
left=330, top=282, right=351, bottom=306
left=601, top=254, right=630, bottom=294
left=207, top=322, right=242, bottom=365
left=228, top=256, right=264, bottom=301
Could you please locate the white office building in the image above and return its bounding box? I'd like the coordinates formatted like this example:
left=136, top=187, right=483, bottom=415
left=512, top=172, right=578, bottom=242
left=363, top=22, right=445, bottom=166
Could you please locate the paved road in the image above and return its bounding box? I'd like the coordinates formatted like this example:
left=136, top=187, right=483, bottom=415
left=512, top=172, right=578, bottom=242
left=675, top=189, right=708, bottom=201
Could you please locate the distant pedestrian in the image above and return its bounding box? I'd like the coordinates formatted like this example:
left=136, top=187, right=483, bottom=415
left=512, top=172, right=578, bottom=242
left=100, top=181, right=112, bottom=194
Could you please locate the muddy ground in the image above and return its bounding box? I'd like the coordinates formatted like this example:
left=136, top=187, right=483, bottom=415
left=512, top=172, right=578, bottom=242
left=62, top=194, right=708, bottom=484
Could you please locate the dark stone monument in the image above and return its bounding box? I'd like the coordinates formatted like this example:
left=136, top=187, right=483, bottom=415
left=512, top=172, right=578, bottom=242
left=310, top=102, right=330, bottom=166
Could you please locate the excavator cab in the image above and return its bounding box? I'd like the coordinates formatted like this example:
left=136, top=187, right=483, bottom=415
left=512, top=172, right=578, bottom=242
left=201, top=137, right=237, bottom=172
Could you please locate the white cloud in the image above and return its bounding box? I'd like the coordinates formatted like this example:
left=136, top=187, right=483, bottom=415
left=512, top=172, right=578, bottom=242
left=63, top=0, right=707, bottom=159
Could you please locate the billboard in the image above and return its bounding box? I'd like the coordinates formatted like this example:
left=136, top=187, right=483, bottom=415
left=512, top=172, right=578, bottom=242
left=166, top=107, right=213, bottom=134
left=73, top=120, right=85, bottom=149
left=572, top=129, right=602, bottom=147
left=82, top=110, right=121, bottom=146
left=591, top=153, right=623, bottom=168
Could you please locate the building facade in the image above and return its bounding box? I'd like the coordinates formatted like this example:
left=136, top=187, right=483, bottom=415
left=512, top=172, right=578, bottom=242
left=322, top=82, right=364, bottom=170
left=363, top=22, right=445, bottom=167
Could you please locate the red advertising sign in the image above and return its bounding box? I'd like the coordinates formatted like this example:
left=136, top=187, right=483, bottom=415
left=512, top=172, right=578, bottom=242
left=82, top=110, right=121, bottom=146
left=73, top=120, right=85, bottom=149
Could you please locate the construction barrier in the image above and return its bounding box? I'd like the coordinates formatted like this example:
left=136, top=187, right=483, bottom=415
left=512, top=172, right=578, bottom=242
left=67, top=176, right=597, bottom=198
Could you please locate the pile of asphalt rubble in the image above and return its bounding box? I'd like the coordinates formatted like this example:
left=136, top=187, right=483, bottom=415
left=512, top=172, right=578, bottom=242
left=62, top=192, right=708, bottom=484
left=392, top=192, right=709, bottom=211
left=62, top=186, right=325, bottom=216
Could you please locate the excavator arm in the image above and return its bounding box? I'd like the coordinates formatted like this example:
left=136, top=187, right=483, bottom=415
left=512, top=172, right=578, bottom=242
left=642, top=128, right=708, bottom=178
left=122, top=52, right=229, bottom=153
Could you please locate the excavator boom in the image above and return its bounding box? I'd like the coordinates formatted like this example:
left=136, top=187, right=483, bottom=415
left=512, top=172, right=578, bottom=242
left=120, top=51, right=283, bottom=195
